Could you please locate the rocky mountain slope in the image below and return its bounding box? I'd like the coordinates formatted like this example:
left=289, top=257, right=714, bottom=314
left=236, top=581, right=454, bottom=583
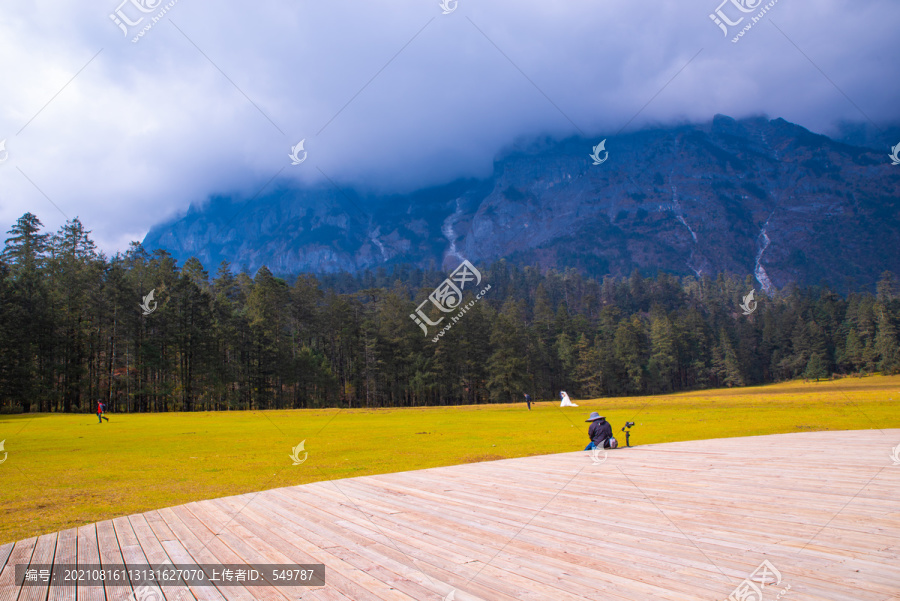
left=143, top=115, right=900, bottom=290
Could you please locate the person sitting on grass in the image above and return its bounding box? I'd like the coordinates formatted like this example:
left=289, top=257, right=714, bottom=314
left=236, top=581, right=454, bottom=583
left=584, top=412, right=614, bottom=450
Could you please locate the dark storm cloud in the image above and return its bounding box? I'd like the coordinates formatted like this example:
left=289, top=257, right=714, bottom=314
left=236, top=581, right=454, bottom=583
left=0, top=0, right=897, bottom=253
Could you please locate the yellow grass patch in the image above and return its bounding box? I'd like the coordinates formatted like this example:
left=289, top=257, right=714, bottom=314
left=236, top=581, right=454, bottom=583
left=1, top=375, right=898, bottom=543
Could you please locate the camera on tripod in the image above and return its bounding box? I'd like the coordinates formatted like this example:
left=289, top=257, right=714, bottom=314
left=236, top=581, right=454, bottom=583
left=621, top=421, right=635, bottom=447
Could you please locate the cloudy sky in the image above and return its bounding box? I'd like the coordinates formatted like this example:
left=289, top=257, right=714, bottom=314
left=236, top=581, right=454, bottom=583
left=1, top=0, right=898, bottom=254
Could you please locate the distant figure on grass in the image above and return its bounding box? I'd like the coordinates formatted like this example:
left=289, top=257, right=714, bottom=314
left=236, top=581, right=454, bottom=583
left=523, top=393, right=532, bottom=410
left=559, top=391, right=578, bottom=407
left=584, top=412, right=616, bottom=450
left=96, top=400, right=108, bottom=423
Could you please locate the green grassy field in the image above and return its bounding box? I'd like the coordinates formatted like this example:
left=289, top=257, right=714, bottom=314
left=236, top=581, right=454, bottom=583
left=2, top=376, right=899, bottom=544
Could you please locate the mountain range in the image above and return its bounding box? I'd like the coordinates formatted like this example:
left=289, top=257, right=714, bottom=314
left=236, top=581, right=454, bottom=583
left=143, top=115, right=900, bottom=291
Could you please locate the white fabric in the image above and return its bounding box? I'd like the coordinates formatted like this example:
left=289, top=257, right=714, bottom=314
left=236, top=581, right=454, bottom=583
left=559, top=391, right=578, bottom=407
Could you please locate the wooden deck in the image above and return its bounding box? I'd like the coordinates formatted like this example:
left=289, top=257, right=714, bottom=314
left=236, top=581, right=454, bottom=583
left=2, top=429, right=898, bottom=600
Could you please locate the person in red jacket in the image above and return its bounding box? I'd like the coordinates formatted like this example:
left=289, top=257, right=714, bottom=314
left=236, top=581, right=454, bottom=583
left=97, top=400, right=109, bottom=423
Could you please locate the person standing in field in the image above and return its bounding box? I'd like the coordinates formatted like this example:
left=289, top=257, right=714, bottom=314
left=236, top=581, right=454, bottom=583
left=523, top=393, right=532, bottom=410
left=97, top=400, right=108, bottom=423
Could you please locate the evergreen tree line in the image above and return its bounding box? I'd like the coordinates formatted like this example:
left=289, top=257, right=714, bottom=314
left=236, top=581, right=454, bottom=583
left=1, top=212, right=899, bottom=413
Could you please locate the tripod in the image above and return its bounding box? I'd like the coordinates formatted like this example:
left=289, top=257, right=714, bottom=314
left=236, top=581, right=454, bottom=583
left=621, top=422, right=635, bottom=447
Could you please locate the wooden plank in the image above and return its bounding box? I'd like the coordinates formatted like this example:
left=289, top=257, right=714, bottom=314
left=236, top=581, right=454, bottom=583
left=113, top=516, right=171, bottom=601
left=129, top=513, right=193, bottom=601
left=17, top=532, right=57, bottom=601
left=165, top=503, right=261, bottom=601
left=151, top=511, right=227, bottom=601
left=178, top=502, right=291, bottom=601
left=368, top=452, right=900, bottom=592
left=301, top=586, right=357, bottom=601
left=0, top=536, right=36, bottom=601
left=250, top=491, right=455, bottom=601
left=0, top=544, right=12, bottom=601
left=197, top=495, right=413, bottom=601
left=361, top=469, right=863, bottom=593
left=96, top=520, right=134, bottom=601
left=157, top=506, right=245, bottom=601
left=207, top=497, right=323, bottom=601
left=214, top=494, right=437, bottom=601
left=76, top=525, right=104, bottom=601
left=274, top=482, right=673, bottom=601
left=326, top=477, right=721, bottom=600
left=48, top=529, right=77, bottom=601
left=0, top=544, right=13, bottom=574
left=112, top=516, right=147, bottom=576
left=262, top=486, right=518, bottom=601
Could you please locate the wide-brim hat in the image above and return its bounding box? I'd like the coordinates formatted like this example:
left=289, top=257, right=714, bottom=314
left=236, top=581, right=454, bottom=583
left=585, top=412, right=605, bottom=422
